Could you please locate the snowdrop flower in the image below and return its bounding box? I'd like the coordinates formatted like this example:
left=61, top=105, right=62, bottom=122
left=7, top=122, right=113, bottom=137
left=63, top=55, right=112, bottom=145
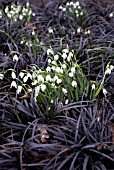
left=63, top=49, right=69, bottom=53
left=23, top=76, right=28, bottom=82
left=7, top=13, right=12, bottom=18
left=70, top=2, right=73, bottom=6
left=52, top=60, right=56, bottom=65
left=48, top=59, right=51, bottom=63
left=51, top=99, right=54, bottom=103
left=80, top=11, right=83, bottom=16
left=103, top=88, right=107, bottom=96
left=65, top=99, right=68, bottom=104
left=62, top=64, right=67, bottom=69
left=62, top=88, right=67, bottom=94
left=62, top=8, right=66, bottom=12
left=26, top=2, right=29, bottom=7
left=71, top=67, right=75, bottom=73
left=0, top=73, right=4, bottom=80
left=11, top=71, right=16, bottom=79
left=35, top=86, right=40, bottom=94
left=56, top=78, right=62, bottom=84
left=53, top=75, right=59, bottom=81
left=20, top=40, right=24, bottom=44
left=77, top=27, right=81, bottom=33
left=46, top=66, right=51, bottom=72
left=105, top=68, right=111, bottom=75
left=32, top=31, right=35, bottom=35
left=19, top=15, right=23, bottom=20
left=92, top=84, right=95, bottom=90
left=46, top=75, right=52, bottom=82
left=51, top=66, right=55, bottom=71
left=66, top=2, right=70, bottom=6
left=19, top=72, right=24, bottom=79
left=110, top=65, right=114, bottom=71
left=40, top=84, right=46, bottom=92
left=47, top=49, right=54, bottom=55
left=48, top=27, right=53, bottom=34
left=72, top=80, right=77, bottom=87
left=13, top=54, right=18, bottom=61
left=27, top=73, right=32, bottom=79
left=62, top=53, right=67, bottom=59
left=17, top=85, right=22, bottom=94
left=56, top=67, right=63, bottom=74
left=37, top=75, right=44, bottom=83
left=54, top=54, right=59, bottom=60
left=32, top=79, right=37, bottom=86
left=69, top=72, right=74, bottom=77
left=10, top=81, right=17, bottom=88
left=59, top=6, right=63, bottom=10
left=109, top=13, right=113, bottom=18
left=76, top=1, right=79, bottom=6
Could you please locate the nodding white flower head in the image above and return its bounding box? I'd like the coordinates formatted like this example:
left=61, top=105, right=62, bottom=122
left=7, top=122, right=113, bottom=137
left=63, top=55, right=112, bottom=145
left=19, top=15, right=23, bottom=20
left=23, top=76, right=28, bottom=82
left=35, top=86, right=40, bottom=94
left=69, top=72, right=74, bottom=77
left=17, top=85, right=22, bottom=94
left=51, top=99, right=54, bottom=103
left=62, top=53, right=67, bottom=59
left=70, top=2, right=73, bottom=6
left=27, top=73, right=32, bottom=79
left=62, top=88, right=67, bottom=94
left=47, top=49, right=54, bottom=55
left=19, top=72, right=24, bottom=79
left=109, top=13, right=113, bottom=18
left=52, top=60, right=56, bottom=65
left=77, top=27, right=81, bottom=33
left=46, top=66, right=51, bottom=72
left=11, top=71, right=16, bottom=79
left=110, top=65, right=114, bottom=71
left=80, top=11, right=83, bottom=16
left=56, top=78, right=62, bottom=84
left=71, top=67, right=75, bottom=74
left=26, top=2, right=29, bottom=7
left=65, top=99, right=69, bottom=105
left=56, top=67, right=63, bottom=74
left=59, top=6, right=63, bottom=10
left=76, top=1, right=79, bottom=6
left=72, top=80, right=77, bottom=87
left=92, top=84, right=95, bottom=90
left=32, top=79, right=37, bottom=86
left=54, top=54, right=59, bottom=60
left=62, top=64, right=67, bottom=69
left=105, top=68, right=111, bottom=75
left=0, top=73, right=4, bottom=80
left=53, top=75, right=59, bottom=81
left=32, top=31, right=35, bottom=35
left=63, top=49, right=69, bottom=53
left=103, top=88, right=107, bottom=96
left=48, top=27, right=54, bottom=34
left=40, top=84, right=46, bottom=92
left=10, top=81, right=17, bottom=89
left=37, top=75, right=44, bottom=83
left=62, top=8, right=66, bottom=12
left=46, top=75, right=52, bottom=82
left=48, top=58, right=51, bottom=63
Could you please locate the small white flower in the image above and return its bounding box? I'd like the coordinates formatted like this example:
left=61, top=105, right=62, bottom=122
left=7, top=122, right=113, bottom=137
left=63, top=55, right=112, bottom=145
left=62, top=53, right=67, bottom=59
left=7, top=13, right=12, bottom=18
left=51, top=99, right=54, bottom=103
left=53, top=75, right=59, bottom=81
left=65, top=99, right=68, bottom=104
left=19, top=15, right=23, bottom=20
left=92, top=84, right=95, bottom=90
left=66, top=2, right=70, bottom=6
left=70, top=2, right=73, bottom=6
left=13, top=54, right=18, bottom=61
left=62, top=8, right=66, bottom=12
left=51, top=66, right=55, bottom=71
left=23, top=76, right=28, bottom=82
left=37, top=75, right=44, bottom=83
left=62, top=88, right=67, bottom=94
left=48, top=27, right=53, bottom=34
left=56, top=67, right=61, bottom=73
left=54, top=54, right=59, bottom=60
left=110, top=65, right=114, bottom=71
left=47, top=49, right=54, bottom=55
left=0, top=73, right=4, bottom=80
left=71, top=67, right=75, bottom=73
left=103, top=88, right=107, bottom=96
left=80, top=11, right=83, bottom=16
left=52, top=60, right=56, bottom=65
left=32, top=79, right=37, bottom=86
left=35, top=86, right=40, bottom=93
left=17, top=85, right=22, bottom=94
left=105, top=68, right=111, bottom=75
left=62, top=64, right=67, bottom=69
left=5, top=6, right=9, bottom=13
left=76, top=2, right=79, bottom=6
left=87, top=30, right=90, bottom=34
left=19, top=72, right=24, bottom=79
left=40, top=84, right=46, bottom=92
left=46, top=75, right=52, bottom=82
left=69, top=72, right=74, bottom=77
left=20, top=40, right=24, bottom=44
left=32, top=31, right=35, bottom=35
left=48, top=59, right=51, bottom=63
left=26, top=2, right=29, bottom=7
left=59, top=6, right=63, bottom=10
left=46, top=66, right=51, bottom=72
left=10, top=81, right=17, bottom=88
left=109, top=13, right=113, bottom=18
left=27, top=73, right=32, bottom=79
left=77, top=27, right=81, bottom=33
left=72, top=80, right=77, bottom=87
left=11, top=72, right=16, bottom=79
left=56, top=78, right=62, bottom=84
left=63, top=49, right=69, bottom=53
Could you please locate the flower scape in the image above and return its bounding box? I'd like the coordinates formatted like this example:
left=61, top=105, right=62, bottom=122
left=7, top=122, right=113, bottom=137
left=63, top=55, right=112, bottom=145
left=0, top=1, right=114, bottom=170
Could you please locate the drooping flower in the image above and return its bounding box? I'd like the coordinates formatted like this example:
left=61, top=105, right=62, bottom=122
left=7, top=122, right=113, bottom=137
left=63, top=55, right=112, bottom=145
left=13, top=54, right=18, bottom=61
left=10, top=81, right=17, bottom=89
left=0, top=73, right=4, bottom=80
left=40, top=84, right=46, bottom=92
left=17, top=85, right=22, bottom=94
left=92, top=84, right=95, bottom=90
left=62, top=88, right=67, bottom=94
left=11, top=71, right=16, bottom=79
left=72, top=80, right=77, bottom=87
